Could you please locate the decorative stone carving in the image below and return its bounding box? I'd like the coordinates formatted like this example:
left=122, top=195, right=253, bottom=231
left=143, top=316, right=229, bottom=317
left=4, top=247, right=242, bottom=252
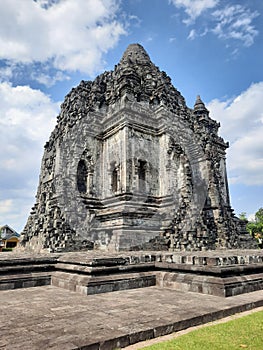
left=20, top=44, right=257, bottom=252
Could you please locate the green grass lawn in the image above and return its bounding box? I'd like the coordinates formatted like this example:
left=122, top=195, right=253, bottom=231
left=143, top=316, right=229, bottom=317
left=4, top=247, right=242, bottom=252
left=142, top=311, right=263, bottom=350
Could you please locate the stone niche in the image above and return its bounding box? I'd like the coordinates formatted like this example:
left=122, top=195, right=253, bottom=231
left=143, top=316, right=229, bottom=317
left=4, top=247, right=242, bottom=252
left=20, top=44, right=257, bottom=252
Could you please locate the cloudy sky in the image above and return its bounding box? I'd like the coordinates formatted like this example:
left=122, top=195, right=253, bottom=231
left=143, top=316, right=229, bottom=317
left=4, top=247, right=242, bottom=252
left=0, top=0, right=262, bottom=232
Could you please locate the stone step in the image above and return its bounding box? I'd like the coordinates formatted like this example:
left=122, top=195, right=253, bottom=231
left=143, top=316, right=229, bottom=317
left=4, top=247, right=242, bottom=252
left=0, top=272, right=51, bottom=290
left=156, top=271, right=263, bottom=297
left=51, top=270, right=156, bottom=295
left=0, top=250, right=262, bottom=298
left=56, top=261, right=155, bottom=274
left=0, top=263, right=54, bottom=274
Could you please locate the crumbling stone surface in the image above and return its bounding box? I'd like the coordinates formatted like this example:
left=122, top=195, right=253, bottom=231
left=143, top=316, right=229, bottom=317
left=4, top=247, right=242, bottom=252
left=20, top=44, right=257, bottom=252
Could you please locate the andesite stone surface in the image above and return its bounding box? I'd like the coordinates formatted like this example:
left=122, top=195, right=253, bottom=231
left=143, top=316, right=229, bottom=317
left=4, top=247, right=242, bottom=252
left=1, top=250, right=262, bottom=297
left=1, top=285, right=263, bottom=350
left=20, top=43, right=256, bottom=252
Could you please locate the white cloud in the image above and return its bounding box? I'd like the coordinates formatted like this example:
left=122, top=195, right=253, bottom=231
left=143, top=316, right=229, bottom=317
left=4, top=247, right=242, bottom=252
left=207, top=82, right=263, bottom=185
left=31, top=70, right=70, bottom=87
left=248, top=213, right=255, bottom=222
left=212, top=4, right=259, bottom=47
left=0, top=65, right=13, bottom=81
left=0, top=0, right=126, bottom=76
left=170, top=1, right=259, bottom=48
left=187, top=29, right=196, bottom=40
left=170, top=0, right=218, bottom=23
left=0, top=82, right=59, bottom=141
left=0, top=82, right=59, bottom=230
left=0, top=199, right=13, bottom=214
left=128, top=14, right=141, bottom=28
left=0, top=194, right=36, bottom=232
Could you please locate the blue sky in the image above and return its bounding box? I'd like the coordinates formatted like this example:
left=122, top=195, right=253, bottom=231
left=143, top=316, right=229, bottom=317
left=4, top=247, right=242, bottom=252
left=0, top=0, right=262, bottom=231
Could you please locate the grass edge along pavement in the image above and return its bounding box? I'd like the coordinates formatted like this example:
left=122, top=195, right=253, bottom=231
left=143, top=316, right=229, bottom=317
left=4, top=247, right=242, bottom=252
left=124, top=307, right=263, bottom=350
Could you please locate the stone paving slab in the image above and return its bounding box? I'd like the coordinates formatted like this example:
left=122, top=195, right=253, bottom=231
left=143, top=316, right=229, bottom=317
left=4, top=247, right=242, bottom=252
left=0, top=286, right=263, bottom=350
left=124, top=306, right=263, bottom=349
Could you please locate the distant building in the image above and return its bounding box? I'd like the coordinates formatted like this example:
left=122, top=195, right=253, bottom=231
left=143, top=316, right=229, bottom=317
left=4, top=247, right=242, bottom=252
left=0, top=225, right=20, bottom=249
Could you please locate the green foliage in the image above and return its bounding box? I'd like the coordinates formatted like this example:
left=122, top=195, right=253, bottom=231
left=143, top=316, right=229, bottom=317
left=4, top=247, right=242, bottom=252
left=239, top=212, right=248, bottom=221
left=142, top=311, right=263, bottom=350
left=255, top=208, right=263, bottom=224
left=2, top=247, right=13, bottom=252
left=246, top=208, right=263, bottom=248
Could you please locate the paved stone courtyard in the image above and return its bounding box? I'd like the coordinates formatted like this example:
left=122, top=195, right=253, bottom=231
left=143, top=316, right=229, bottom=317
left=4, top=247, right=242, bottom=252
left=1, top=285, right=262, bottom=350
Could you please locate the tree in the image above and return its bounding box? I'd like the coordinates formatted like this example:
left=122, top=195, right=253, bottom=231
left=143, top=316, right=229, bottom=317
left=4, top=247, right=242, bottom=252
left=239, top=212, right=248, bottom=221
left=246, top=208, right=263, bottom=249
left=255, top=208, right=263, bottom=224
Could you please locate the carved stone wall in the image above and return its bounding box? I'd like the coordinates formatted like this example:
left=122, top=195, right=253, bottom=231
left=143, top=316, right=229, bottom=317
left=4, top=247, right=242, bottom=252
left=20, top=44, right=257, bottom=252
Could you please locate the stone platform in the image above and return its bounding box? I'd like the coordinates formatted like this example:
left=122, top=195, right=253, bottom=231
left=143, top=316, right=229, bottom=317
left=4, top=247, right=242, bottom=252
left=1, top=250, right=263, bottom=297
left=0, top=285, right=263, bottom=350
left=0, top=250, right=262, bottom=349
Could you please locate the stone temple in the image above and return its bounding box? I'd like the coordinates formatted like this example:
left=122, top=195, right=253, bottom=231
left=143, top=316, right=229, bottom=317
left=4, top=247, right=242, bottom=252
left=20, top=44, right=256, bottom=252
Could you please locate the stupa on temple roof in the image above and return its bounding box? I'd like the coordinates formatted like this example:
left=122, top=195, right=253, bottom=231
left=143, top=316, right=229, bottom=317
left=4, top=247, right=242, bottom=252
left=20, top=44, right=256, bottom=252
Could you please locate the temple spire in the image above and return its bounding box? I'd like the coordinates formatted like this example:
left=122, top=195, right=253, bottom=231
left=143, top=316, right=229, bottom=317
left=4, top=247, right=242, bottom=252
left=194, top=95, right=208, bottom=113
left=120, top=43, right=152, bottom=65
